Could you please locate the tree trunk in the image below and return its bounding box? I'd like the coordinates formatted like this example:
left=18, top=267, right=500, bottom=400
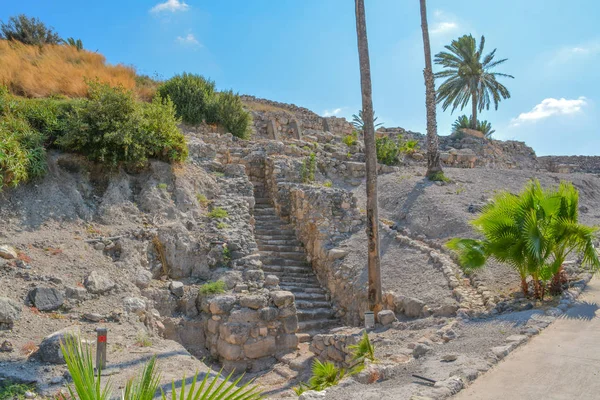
left=471, top=89, right=478, bottom=129
left=419, top=0, right=442, bottom=178
left=354, top=0, right=382, bottom=315
left=520, top=277, right=528, bottom=297
left=550, top=265, right=567, bottom=295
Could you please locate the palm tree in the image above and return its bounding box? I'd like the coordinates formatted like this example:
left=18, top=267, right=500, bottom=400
left=434, top=35, right=513, bottom=129
left=351, top=110, right=383, bottom=131
left=354, top=0, right=382, bottom=314
left=419, top=0, right=443, bottom=178
left=448, top=180, right=600, bottom=299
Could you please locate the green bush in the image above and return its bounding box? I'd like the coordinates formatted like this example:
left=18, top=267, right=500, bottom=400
left=452, top=114, right=495, bottom=138
left=342, top=130, right=358, bottom=147
left=213, top=90, right=252, bottom=139
left=57, top=80, right=187, bottom=166
left=399, top=139, right=420, bottom=155
left=199, top=280, right=226, bottom=296
left=0, top=14, right=62, bottom=45
left=157, top=73, right=215, bottom=125
left=294, top=360, right=346, bottom=395
left=301, top=153, right=316, bottom=183
left=0, top=113, right=46, bottom=189
left=375, top=135, right=400, bottom=166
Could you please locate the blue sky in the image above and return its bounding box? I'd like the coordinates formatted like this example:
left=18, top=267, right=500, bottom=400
left=3, top=0, right=599, bottom=156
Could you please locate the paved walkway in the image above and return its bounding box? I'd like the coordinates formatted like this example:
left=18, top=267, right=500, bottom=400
left=455, top=277, right=600, bottom=400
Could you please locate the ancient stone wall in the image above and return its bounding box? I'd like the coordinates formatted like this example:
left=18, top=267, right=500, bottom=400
left=241, top=95, right=353, bottom=139
left=199, top=289, right=299, bottom=371
left=538, top=156, right=600, bottom=173
left=377, top=127, right=538, bottom=170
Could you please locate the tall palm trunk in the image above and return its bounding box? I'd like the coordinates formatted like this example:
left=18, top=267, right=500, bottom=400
left=419, top=0, right=442, bottom=177
left=471, top=89, right=478, bottom=129
left=354, top=0, right=382, bottom=315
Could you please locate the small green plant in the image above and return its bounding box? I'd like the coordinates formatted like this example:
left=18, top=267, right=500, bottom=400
left=399, top=139, right=420, bottom=155
left=294, top=360, right=345, bottom=394
left=352, top=110, right=383, bottom=131
left=61, top=335, right=112, bottom=400
left=222, top=246, right=231, bottom=263
left=456, top=185, right=466, bottom=195
left=212, top=171, right=225, bottom=178
left=0, top=381, right=36, bottom=400
left=347, top=152, right=352, bottom=159
left=349, top=331, right=376, bottom=363
left=216, top=222, right=229, bottom=229
left=156, top=183, right=167, bottom=190
left=375, top=135, right=400, bottom=166
left=342, top=130, right=359, bottom=147
left=208, top=207, right=228, bottom=219
left=62, top=37, right=84, bottom=51
left=428, top=171, right=450, bottom=182
left=123, top=357, right=161, bottom=400
left=301, top=152, right=316, bottom=183
left=199, top=280, right=226, bottom=296
left=323, top=180, right=333, bottom=188
left=163, top=369, right=262, bottom=400
left=196, top=193, right=209, bottom=207
left=135, top=331, right=153, bottom=347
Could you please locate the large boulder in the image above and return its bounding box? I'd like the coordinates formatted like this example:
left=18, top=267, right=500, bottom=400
left=0, top=297, right=22, bottom=326
left=28, top=288, right=64, bottom=312
left=39, top=326, right=80, bottom=364
left=84, top=271, right=116, bottom=294
left=123, top=297, right=146, bottom=315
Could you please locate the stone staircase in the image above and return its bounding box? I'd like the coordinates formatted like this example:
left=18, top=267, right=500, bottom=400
left=252, top=181, right=339, bottom=337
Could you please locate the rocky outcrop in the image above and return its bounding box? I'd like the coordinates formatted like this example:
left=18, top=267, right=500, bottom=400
left=538, top=155, right=600, bottom=173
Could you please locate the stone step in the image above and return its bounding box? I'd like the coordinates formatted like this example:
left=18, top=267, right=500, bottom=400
left=259, top=251, right=307, bottom=261
left=279, top=282, right=322, bottom=290
left=254, top=235, right=298, bottom=242
left=254, top=216, right=286, bottom=222
left=256, top=239, right=303, bottom=246
left=254, top=230, right=296, bottom=236
left=283, top=286, right=326, bottom=295
left=279, top=276, right=322, bottom=285
left=261, top=259, right=309, bottom=267
left=297, top=308, right=336, bottom=321
left=294, top=292, right=328, bottom=301
left=295, top=300, right=332, bottom=309
left=254, top=197, right=271, bottom=203
left=262, top=266, right=313, bottom=275
left=298, top=318, right=340, bottom=333
left=258, top=244, right=304, bottom=252
left=254, top=211, right=277, bottom=217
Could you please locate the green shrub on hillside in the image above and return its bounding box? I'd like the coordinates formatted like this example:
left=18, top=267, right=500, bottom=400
left=0, top=14, right=62, bottom=45
left=213, top=90, right=252, bottom=139
left=157, top=73, right=215, bottom=125
left=0, top=114, right=46, bottom=188
left=57, top=80, right=187, bottom=166
left=375, top=135, right=400, bottom=166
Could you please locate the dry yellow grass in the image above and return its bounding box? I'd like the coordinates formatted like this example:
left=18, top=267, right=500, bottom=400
left=0, top=40, right=137, bottom=98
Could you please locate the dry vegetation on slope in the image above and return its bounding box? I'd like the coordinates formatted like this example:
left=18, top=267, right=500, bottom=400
left=0, top=40, right=137, bottom=98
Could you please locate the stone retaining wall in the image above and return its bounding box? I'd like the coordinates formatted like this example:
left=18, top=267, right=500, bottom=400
left=310, top=329, right=364, bottom=367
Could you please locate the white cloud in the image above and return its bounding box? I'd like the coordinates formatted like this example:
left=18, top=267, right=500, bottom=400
left=552, top=40, right=600, bottom=63
left=511, top=97, right=587, bottom=126
left=431, top=22, right=458, bottom=35
left=150, top=0, right=189, bottom=13
left=175, top=33, right=201, bottom=47
left=323, top=108, right=342, bottom=117
left=430, top=10, right=459, bottom=36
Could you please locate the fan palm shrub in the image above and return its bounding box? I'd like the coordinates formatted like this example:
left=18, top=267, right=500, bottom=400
left=60, top=336, right=263, bottom=400
left=447, top=180, right=599, bottom=299
left=452, top=115, right=495, bottom=138
left=435, top=35, right=513, bottom=129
